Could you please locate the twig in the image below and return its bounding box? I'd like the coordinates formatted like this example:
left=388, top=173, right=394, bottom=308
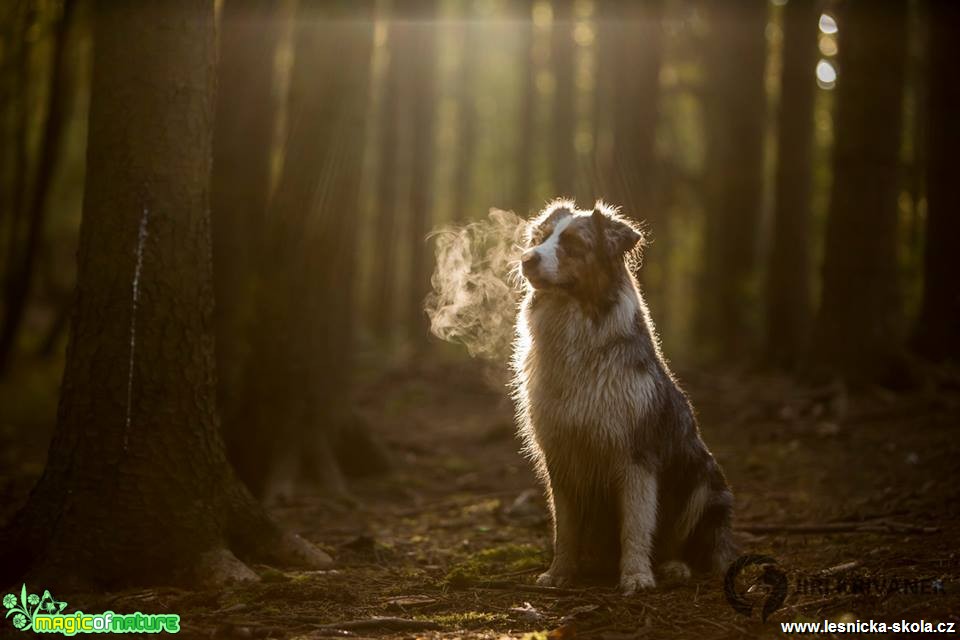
left=313, top=617, right=441, bottom=633
left=739, top=521, right=939, bottom=535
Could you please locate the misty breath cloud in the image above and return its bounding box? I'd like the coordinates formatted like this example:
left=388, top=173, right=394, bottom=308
left=425, top=209, right=528, bottom=360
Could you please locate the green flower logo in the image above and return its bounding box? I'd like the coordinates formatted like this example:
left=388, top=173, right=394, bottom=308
left=2, top=584, right=67, bottom=632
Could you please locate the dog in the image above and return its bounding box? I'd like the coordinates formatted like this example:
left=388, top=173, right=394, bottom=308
left=511, top=199, right=735, bottom=595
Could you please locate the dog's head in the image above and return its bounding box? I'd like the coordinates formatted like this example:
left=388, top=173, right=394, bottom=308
left=520, top=200, right=644, bottom=299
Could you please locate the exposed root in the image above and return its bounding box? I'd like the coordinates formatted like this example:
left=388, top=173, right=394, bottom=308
left=196, top=548, right=259, bottom=587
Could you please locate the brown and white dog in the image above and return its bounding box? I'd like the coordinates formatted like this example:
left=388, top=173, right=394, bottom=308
left=511, top=200, right=735, bottom=595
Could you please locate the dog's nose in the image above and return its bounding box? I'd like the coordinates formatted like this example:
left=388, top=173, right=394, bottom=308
left=521, top=250, right=541, bottom=267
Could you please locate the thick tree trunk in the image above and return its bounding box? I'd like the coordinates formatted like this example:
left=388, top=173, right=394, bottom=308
left=550, top=0, right=577, bottom=200
left=812, top=1, right=907, bottom=381
left=0, top=0, right=328, bottom=588
left=765, top=0, right=818, bottom=368
left=211, top=0, right=284, bottom=489
left=405, top=0, right=438, bottom=348
left=698, top=0, right=768, bottom=358
left=0, top=0, right=75, bottom=376
left=914, top=1, right=960, bottom=361
left=240, top=0, right=375, bottom=501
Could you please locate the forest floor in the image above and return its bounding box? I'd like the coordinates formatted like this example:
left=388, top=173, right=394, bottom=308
left=2, top=357, right=960, bottom=639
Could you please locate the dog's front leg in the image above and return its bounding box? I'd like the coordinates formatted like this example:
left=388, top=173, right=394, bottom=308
left=619, top=466, right=657, bottom=594
left=537, top=484, right=579, bottom=587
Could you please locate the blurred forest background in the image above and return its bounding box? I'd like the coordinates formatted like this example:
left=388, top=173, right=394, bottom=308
left=0, top=0, right=957, bottom=500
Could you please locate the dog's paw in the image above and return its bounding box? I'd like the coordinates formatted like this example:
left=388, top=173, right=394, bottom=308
left=536, top=571, right=572, bottom=588
left=619, top=570, right=656, bottom=595
left=658, top=561, right=692, bottom=583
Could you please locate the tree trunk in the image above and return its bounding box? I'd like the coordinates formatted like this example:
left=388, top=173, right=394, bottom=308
left=0, top=0, right=75, bottom=376
left=211, top=0, right=284, bottom=485
left=550, top=0, right=577, bottom=200
left=765, top=0, right=818, bottom=368
left=513, top=0, right=536, bottom=216
left=813, top=1, right=907, bottom=381
left=405, top=0, right=438, bottom=348
left=239, top=0, right=375, bottom=501
left=698, top=0, right=768, bottom=358
left=0, top=0, right=329, bottom=588
left=371, top=9, right=404, bottom=339
left=913, top=1, right=960, bottom=361
left=605, top=0, right=663, bottom=223
left=451, top=5, right=478, bottom=223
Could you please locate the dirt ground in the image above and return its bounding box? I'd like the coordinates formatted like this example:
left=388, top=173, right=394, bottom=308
left=2, top=358, right=960, bottom=639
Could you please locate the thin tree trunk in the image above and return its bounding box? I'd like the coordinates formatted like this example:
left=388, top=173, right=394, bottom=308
left=451, top=6, right=478, bottom=223
left=698, top=0, right=768, bottom=358
left=0, top=0, right=329, bottom=588
left=405, top=0, right=438, bottom=348
left=606, top=0, right=663, bottom=223
left=813, top=1, right=907, bottom=381
left=240, top=0, right=375, bottom=501
left=913, top=1, right=960, bottom=361
left=765, top=0, right=818, bottom=368
left=513, top=0, right=536, bottom=216
left=371, top=10, right=404, bottom=339
left=211, top=0, right=284, bottom=484
left=550, top=0, right=576, bottom=200
left=0, top=0, right=75, bottom=376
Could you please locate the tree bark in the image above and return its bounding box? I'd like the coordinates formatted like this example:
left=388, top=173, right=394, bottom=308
left=913, top=1, right=960, bottom=361
left=765, top=0, right=818, bottom=368
left=239, top=0, right=375, bottom=501
left=813, top=1, right=907, bottom=381
left=0, top=0, right=329, bottom=588
left=697, top=0, right=768, bottom=358
left=211, top=0, right=284, bottom=487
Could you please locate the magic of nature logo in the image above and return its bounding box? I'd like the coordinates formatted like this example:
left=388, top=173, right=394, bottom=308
left=3, top=584, right=180, bottom=635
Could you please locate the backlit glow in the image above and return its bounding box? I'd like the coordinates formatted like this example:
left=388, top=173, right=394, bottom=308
left=816, top=59, right=837, bottom=89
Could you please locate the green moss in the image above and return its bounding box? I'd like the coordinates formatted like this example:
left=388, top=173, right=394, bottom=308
left=417, top=611, right=509, bottom=628
left=444, top=544, right=546, bottom=587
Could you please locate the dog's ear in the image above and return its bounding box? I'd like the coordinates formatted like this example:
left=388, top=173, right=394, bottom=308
left=592, top=208, right=642, bottom=255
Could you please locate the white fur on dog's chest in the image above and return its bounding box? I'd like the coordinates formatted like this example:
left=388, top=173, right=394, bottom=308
left=517, top=290, right=656, bottom=464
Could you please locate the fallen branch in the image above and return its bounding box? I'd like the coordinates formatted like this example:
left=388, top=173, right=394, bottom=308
left=739, top=520, right=939, bottom=535
left=313, top=617, right=441, bottom=634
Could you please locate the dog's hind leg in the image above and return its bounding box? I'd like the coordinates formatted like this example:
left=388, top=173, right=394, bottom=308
left=618, top=466, right=658, bottom=594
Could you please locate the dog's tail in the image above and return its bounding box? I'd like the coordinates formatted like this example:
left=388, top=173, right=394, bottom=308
left=683, top=487, right=738, bottom=574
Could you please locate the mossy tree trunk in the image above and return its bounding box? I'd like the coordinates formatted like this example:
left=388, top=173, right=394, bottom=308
left=0, top=0, right=329, bottom=588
